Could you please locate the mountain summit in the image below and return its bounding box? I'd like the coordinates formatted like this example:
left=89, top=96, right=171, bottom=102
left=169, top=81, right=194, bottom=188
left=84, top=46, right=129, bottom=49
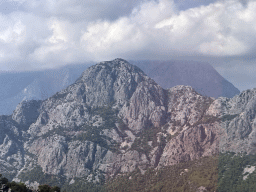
left=0, top=58, right=253, bottom=191
left=0, top=59, right=239, bottom=116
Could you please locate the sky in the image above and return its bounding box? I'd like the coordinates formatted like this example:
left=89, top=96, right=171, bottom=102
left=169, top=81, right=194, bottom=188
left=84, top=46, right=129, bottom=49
left=0, top=0, right=255, bottom=91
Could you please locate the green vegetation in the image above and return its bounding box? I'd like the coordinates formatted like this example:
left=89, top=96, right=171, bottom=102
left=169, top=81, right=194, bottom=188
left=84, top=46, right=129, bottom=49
left=221, top=114, right=239, bottom=122
left=40, top=105, right=122, bottom=152
left=130, top=126, right=163, bottom=156
left=193, top=115, right=220, bottom=127
left=10, top=153, right=256, bottom=191
left=41, top=125, right=69, bottom=140
left=90, top=104, right=118, bottom=128
left=75, top=125, right=109, bottom=148
left=51, top=92, right=69, bottom=100
left=73, top=105, right=121, bottom=152
left=0, top=173, right=60, bottom=192
left=106, top=155, right=218, bottom=192
left=38, top=185, right=60, bottom=192
left=61, top=177, right=106, bottom=192
left=18, top=166, right=63, bottom=190
left=0, top=174, right=8, bottom=185
left=218, top=152, right=256, bottom=192
left=17, top=166, right=107, bottom=192
left=7, top=181, right=31, bottom=192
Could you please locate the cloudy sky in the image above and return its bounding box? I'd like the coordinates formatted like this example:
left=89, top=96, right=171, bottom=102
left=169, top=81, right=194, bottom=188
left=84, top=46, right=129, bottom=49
left=0, top=0, right=255, bottom=91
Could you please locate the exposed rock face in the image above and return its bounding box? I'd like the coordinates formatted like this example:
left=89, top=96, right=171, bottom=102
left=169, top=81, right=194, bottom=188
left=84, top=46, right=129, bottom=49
left=0, top=115, right=25, bottom=176
left=158, top=86, right=219, bottom=166
left=75, top=59, right=146, bottom=107
left=159, top=122, right=219, bottom=167
left=24, top=59, right=167, bottom=178
left=0, top=58, right=253, bottom=186
left=119, top=78, right=167, bottom=133
left=12, top=100, right=42, bottom=128
left=167, top=86, right=213, bottom=127
left=215, top=89, right=256, bottom=154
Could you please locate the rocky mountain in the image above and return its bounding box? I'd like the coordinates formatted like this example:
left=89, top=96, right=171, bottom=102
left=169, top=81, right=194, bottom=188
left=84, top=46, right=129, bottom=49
left=0, top=58, right=253, bottom=191
left=0, top=59, right=239, bottom=116
left=130, top=60, right=240, bottom=98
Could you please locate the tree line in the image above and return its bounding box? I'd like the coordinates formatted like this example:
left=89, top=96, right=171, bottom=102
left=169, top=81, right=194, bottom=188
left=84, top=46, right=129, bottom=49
left=0, top=174, right=60, bottom=192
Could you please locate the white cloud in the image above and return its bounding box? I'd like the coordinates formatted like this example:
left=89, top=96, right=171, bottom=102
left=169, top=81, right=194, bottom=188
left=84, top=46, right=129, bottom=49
left=0, top=13, right=24, bottom=44
left=154, top=1, right=254, bottom=55
left=80, top=18, right=146, bottom=61
left=76, top=0, right=256, bottom=59
left=0, top=0, right=256, bottom=73
left=79, top=0, right=177, bottom=61
left=29, top=18, right=89, bottom=66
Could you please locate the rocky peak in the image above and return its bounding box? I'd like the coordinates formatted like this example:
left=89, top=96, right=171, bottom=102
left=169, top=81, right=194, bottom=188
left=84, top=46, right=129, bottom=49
left=27, top=59, right=165, bottom=137
left=167, top=85, right=214, bottom=127
left=74, top=58, right=149, bottom=107
left=214, top=88, right=256, bottom=153
left=227, top=88, right=256, bottom=114
left=12, top=100, right=42, bottom=128
left=168, top=85, right=203, bottom=99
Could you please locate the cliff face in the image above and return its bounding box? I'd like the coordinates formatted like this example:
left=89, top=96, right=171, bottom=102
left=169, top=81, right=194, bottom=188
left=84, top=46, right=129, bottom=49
left=0, top=58, right=253, bottom=185
left=214, top=89, right=256, bottom=154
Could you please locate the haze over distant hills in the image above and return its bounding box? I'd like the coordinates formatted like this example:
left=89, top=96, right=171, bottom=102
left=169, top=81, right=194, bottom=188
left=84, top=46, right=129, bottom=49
left=0, top=63, right=92, bottom=115
left=130, top=60, right=240, bottom=99
left=0, top=59, right=239, bottom=115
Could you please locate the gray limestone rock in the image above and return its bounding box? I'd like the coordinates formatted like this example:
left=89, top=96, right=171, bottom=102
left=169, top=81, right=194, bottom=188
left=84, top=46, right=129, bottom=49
left=0, top=58, right=254, bottom=187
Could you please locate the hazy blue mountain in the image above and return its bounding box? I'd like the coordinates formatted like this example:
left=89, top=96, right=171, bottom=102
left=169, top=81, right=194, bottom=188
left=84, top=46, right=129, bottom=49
left=0, top=63, right=93, bottom=115
left=130, top=60, right=240, bottom=98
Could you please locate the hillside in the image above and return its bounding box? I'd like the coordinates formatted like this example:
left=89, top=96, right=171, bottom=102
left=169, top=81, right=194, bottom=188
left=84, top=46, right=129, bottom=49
left=0, top=59, right=253, bottom=191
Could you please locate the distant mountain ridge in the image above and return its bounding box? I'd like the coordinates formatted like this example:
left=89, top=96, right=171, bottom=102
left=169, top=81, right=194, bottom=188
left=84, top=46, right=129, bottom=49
left=0, top=63, right=92, bottom=115
left=130, top=60, right=240, bottom=98
left=0, top=60, right=239, bottom=116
